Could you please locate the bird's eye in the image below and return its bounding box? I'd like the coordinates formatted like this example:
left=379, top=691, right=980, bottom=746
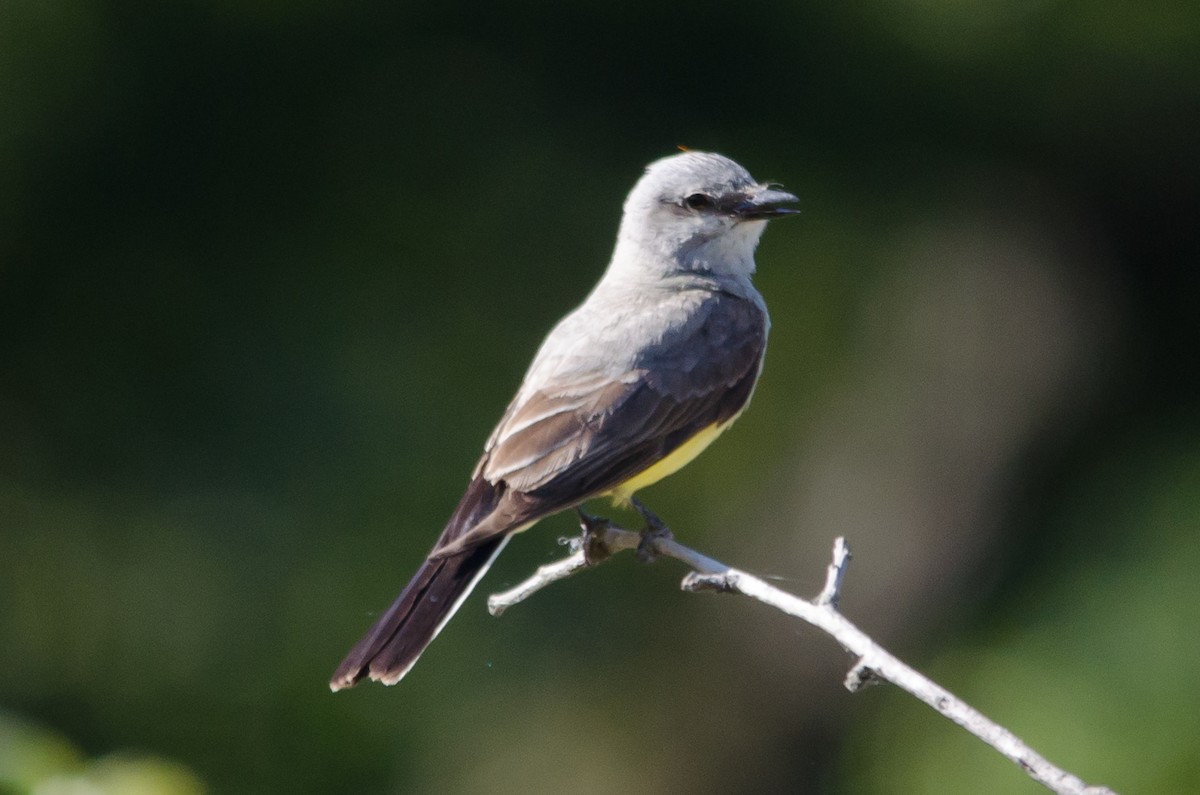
left=684, top=193, right=713, bottom=210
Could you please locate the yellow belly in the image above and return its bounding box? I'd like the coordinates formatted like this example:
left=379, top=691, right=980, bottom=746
left=607, top=420, right=733, bottom=506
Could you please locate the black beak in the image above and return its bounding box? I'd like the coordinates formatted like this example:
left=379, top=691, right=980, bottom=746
left=730, top=187, right=800, bottom=220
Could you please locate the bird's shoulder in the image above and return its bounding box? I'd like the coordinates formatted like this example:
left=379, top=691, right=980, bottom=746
left=481, top=280, right=766, bottom=460
left=536, top=276, right=766, bottom=374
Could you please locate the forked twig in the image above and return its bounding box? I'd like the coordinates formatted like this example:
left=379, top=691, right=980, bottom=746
left=487, top=521, right=1116, bottom=795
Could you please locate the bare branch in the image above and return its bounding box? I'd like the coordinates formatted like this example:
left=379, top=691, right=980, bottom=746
left=817, top=535, right=851, bottom=607
left=488, top=521, right=1117, bottom=795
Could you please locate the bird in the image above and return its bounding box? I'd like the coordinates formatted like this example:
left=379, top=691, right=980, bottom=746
left=330, top=151, right=798, bottom=690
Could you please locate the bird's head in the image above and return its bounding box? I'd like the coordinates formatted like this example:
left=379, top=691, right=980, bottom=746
left=614, top=151, right=799, bottom=277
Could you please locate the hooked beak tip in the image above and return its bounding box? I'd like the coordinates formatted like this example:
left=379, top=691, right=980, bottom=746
left=733, top=187, right=800, bottom=220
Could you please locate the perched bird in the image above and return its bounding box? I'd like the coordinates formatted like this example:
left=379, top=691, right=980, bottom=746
left=331, top=151, right=798, bottom=690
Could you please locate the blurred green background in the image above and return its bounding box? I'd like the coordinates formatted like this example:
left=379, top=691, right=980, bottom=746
left=1, top=1, right=1197, bottom=793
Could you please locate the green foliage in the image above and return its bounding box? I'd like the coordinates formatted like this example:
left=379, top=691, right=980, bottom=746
left=0, top=712, right=204, bottom=795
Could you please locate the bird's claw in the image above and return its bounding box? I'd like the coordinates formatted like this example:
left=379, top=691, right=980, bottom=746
left=576, top=508, right=613, bottom=565
left=630, top=497, right=673, bottom=563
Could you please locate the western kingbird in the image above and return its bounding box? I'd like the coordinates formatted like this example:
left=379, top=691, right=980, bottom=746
left=330, top=151, right=797, bottom=690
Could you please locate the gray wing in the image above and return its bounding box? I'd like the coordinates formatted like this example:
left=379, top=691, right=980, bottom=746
left=432, top=290, right=767, bottom=557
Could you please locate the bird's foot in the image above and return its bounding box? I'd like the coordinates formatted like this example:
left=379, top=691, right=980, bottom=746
left=576, top=507, right=614, bottom=565
left=630, top=497, right=674, bottom=563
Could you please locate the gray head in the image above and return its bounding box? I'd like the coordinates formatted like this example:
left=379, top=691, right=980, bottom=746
left=611, top=151, right=798, bottom=278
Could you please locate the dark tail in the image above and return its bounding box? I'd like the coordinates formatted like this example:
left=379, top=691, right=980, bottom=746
left=330, top=475, right=516, bottom=690
left=329, top=533, right=509, bottom=690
